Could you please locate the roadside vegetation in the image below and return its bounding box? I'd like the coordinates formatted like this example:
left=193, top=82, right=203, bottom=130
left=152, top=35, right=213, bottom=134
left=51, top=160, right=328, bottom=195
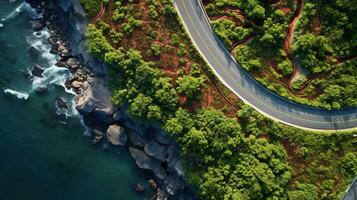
left=81, top=0, right=357, bottom=199
left=204, top=0, right=357, bottom=109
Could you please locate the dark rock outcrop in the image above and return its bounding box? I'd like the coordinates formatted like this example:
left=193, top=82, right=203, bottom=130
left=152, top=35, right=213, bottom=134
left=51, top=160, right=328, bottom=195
left=31, top=64, right=45, bottom=77
left=153, top=130, right=171, bottom=145
left=127, top=129, right=148, bottom=148
left=164, top=175, right=185, bottom=196
left=129, top=147, right=167, bottom=180
left=144, top=140, right=167, bottom=162
left=56, top=97, right=68, bottom=110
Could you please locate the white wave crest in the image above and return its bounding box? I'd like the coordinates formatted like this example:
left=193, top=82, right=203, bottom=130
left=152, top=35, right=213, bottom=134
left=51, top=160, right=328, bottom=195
left=4, top=88, right=29, bottom=100
left=55, top=97, right=80, bottom=118
left=32, top=66, right=71, bottom=89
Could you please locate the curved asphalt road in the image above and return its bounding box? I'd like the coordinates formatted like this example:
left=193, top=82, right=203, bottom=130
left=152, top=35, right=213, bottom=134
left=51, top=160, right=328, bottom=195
left=173, top=0, right=357, bottom=131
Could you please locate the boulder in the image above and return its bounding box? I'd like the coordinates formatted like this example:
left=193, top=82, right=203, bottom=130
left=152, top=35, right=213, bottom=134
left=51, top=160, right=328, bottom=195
left=55, top=61, right=68, bottom=68
left=129, top=147, right=167, bottom=180
left=65, top=58, right=78, bottom=66
left=148, top=179, right=158, bottom=190
left=106, top=125, right=126, bottom=146
left=123, top=119, right=148, bottom=135
left=71, top=80, right=82, bottom=90
left=92, top=135, right=103, bottom=145
left=164, top=175, right=185, bottom=196
left=92, top=128, right=105, bottom=144
left=75, top=89, right=97, bottom=115
left=153, top=130, right=171, bottom=145
left=31, top=64, right=45, bottom=77
left=144, top=140, right=167, bottom=162
left=127, top=129, right=148, bottom=148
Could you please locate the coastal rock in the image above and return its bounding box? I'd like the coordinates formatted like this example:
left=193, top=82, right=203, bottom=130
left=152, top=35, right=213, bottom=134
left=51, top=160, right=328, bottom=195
left=92, top=128, right=104, bottom=144
left=153, top=130, right=171, bottom=145
left=75, top=89, right=97, bottom=114
left=31, top=64, right=45, bottom=77
left=92, top=135, right=103, bottom=145
left=113, top=109, right=123, bottom=122
left=148, top=179, right=158, bottom=190
left=167, top=145, right=184, bottom=177
left=123, top=119, right=148, bottom=136
left=71, top=80, right=82, bottom=90
left=144, top=140, right=167, bottom=162
left=129, top=147, right=167, bottom=180
left=164, top=175, right=185, bottom=196
left=55, top=61, right=68, bottom=68
left=92, top=106, right=114, bottom=125
left=55, top=97, right=68, bottom=110
left=127, top=128, right=147, bottom=148
left=106, top=125, right=127, bottom=146
left=151, top=188, right=168, bottom=200
left=65, top=58, right=78, bottom=67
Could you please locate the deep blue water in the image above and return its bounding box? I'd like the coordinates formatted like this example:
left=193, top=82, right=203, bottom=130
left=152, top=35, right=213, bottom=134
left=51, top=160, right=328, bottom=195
left=0, top=1, right=152, bottom=199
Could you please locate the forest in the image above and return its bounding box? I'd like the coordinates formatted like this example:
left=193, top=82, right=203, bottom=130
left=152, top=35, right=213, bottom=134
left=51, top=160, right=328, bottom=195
left=81, top=0, right=357, bottom=199
left=204, top=0, right=357, bottom=109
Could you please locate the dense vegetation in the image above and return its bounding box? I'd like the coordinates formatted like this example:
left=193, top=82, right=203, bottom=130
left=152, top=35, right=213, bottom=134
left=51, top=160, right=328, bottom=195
left=204, top=0, right=357, bottom=109
left=82, top=0, right=357, bottom=199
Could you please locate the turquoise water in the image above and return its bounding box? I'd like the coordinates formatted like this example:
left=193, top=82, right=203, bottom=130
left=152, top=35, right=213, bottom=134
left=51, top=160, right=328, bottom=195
left=0, top=1, right=153, bottom=199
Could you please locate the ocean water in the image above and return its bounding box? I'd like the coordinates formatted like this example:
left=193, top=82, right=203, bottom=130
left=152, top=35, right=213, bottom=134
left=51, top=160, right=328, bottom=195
left=0, top=1, right=153, bottom=199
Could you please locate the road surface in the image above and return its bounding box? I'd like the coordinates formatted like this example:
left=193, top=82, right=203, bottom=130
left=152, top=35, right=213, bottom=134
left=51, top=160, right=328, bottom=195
left=173, top=0, right=357, bottom=131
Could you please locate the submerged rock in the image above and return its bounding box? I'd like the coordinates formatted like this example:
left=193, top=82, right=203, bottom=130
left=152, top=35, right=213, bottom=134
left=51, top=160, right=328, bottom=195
left=55, top=97, right=68, bottom=110
left=129, top=147, right=167, bottom=180
left=135, top=183, right=145, bottom=193
left=28, top=46, right=39, bottom=60
left=34, top=87, right=48, bottom=95
left=32, top=21, right=45, bottom=31
left=106, top=125, right=126, bottom=146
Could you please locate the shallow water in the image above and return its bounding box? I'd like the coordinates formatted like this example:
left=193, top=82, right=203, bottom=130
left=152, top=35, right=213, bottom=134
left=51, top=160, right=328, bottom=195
left=0, top=1, right=153, bottom=199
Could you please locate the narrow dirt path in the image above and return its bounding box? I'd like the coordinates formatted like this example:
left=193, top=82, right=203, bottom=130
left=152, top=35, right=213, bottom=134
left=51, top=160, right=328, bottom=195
left=231, top=35, right=256, bottom=52
left=284, top=0, right=304, bottom=93
left=93, top=1, right=105, bottom=23
left=200, top=67, right=238, bottom=113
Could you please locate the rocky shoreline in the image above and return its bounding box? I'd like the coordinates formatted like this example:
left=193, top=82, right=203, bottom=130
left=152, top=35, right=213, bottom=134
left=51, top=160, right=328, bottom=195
left=25, top=0, right=195, bottom=199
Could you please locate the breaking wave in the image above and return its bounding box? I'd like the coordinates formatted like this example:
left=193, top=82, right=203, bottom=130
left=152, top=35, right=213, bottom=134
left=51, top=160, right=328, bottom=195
left=3, top=88, right=29, bottom=100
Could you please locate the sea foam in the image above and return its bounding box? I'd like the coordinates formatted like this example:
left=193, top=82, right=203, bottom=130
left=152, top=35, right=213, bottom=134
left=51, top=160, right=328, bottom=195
left=4, top=88, right=29, bottom=100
